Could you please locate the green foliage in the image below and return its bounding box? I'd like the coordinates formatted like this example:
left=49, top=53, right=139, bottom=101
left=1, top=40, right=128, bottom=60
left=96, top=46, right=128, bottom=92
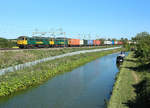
left=0, top=37, right=16, bottom=48
left=134, top=32, right=150, bottom=64
left=123, top=43, right=130, bottom=51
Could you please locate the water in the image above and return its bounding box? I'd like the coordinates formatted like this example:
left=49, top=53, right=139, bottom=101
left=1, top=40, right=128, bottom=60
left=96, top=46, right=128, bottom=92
left=0, top=53, right=122, bottom=108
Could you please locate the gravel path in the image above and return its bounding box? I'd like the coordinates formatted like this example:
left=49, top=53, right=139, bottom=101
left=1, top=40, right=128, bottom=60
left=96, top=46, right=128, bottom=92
left=0, top=47, right=121, bottom=75
left=132, top=71, right=139, bottom=83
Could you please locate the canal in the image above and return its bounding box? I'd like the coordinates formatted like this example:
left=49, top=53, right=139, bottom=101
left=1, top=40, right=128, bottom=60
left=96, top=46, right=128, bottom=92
left=0, top=53, right=123, bottom=108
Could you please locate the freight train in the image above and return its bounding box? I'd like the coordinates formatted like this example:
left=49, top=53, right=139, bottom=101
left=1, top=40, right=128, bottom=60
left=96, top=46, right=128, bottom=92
left=17, top=36, right=123, bottom=48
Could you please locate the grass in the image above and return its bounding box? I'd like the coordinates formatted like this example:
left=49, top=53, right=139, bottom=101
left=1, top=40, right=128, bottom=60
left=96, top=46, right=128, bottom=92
left=108, top=52, right=138, bottom=108
left=108, top=52, right=150, bottom=108
left=0, top=46, right=117, bottom=69
left=0, top=48, right=121, bottom=97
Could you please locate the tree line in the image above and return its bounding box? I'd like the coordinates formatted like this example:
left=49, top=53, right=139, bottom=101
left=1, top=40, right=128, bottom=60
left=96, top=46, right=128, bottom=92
left=0, top=37, right=16, bottom=48
left=125, top=32, right=150, bottom=108
left=132, top=32, right=150, bottom=64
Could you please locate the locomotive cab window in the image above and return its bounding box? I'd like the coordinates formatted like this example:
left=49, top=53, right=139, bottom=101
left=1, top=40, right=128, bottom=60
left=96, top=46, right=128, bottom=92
left=19, top=37, right=26, bottom=40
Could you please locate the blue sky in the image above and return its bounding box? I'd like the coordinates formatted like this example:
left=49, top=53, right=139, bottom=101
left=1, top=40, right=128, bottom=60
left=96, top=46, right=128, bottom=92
left=0, top=0, right=150, bottom=39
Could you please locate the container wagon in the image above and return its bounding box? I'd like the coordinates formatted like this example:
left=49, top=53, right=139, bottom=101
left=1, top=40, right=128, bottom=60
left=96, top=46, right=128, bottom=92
left=117, top=41, right=123, bottom=45
left=83, top=40, right=88, bottom=46
left=115, top=41, right=118, bottom=45
left=112, top=40, right=115, bottom=45
left=68, top=39, right=80, bottom=47
left=80, top=40, right=84, bottom=46
left=93, top=40, right=101, bottom=46
left=104, top=41, right=112, bottom=45
left=87, top=40, right=94, bottom=46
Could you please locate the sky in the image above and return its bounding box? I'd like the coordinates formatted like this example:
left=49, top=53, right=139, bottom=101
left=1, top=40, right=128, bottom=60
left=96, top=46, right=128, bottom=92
left=0, top=0, right=150, bottom=39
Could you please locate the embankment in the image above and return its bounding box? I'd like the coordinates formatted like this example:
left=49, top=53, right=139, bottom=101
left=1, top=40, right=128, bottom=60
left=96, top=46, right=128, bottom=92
left=108, top=52, right=140, bottom=108
left=0, top=46, right=116, bottom=70
left=0, top=47, right=120, bottom=75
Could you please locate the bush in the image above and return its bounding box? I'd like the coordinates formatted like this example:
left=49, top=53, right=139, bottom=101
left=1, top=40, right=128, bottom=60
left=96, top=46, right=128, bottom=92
left=0, top=37, right=16, bottom=48
left=133, top=32, right=150, bottom=64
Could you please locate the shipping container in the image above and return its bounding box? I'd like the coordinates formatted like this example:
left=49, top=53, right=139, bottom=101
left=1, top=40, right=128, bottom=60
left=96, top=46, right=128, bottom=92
left=104, top=41, right=112, bottom=45
left=68, top=39, right=80, bottom=46
left=83, top=40, right=88, bottom=46
left=80, top=40, right=84, bottom=46
left=112, top=40, right=115, bottom=45
left=117, top=41, right=123, bottom=45
left=118, top=41, right=123, bottom=45
left=93, top=40, right=101, bottom=46
left=87, top=40, right=94, bottom=46
left=115, top=41, right=118, bottom=45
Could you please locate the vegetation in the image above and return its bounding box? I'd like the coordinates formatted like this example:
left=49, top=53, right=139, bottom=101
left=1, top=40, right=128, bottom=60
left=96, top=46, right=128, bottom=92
left=0, top=48, right=121, bottom=97
left=109, top=52, right=150, bottom=108
left=121, top=37, right=133, bottom=51
left=0, top=37, right=16, bottom=48
left=0, top=46, right=113, bottom=69
left=132, top=32, right=150, bottom=64
left=108, top=52, right=138, bottom=108
left=125, top=32, right=150, bottom=108
left=108, top=32, right=150, bottom=108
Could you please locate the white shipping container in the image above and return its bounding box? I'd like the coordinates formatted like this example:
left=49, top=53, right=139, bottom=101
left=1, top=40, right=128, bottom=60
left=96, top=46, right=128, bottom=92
left=104, top=41, right=112, bottom=45
left=80, top=40, right=84, bottom=45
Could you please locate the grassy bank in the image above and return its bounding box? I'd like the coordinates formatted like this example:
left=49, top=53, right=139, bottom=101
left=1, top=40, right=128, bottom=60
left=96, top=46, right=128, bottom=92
left=0, top=46, right=116, bottom=69
left=108, top=52, right=150, bottom=108
left=0, top=48, right=121, bottom=97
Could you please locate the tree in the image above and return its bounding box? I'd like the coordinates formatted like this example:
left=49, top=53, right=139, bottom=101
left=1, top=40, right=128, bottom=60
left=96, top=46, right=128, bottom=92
left=0, top=37, right=16, bottom=48
left=134, top=32, right=150, bottom=64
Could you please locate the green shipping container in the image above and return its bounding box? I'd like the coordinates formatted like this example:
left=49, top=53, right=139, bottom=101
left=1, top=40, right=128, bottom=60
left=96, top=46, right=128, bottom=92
left=83, top=40, right=88, bottom=46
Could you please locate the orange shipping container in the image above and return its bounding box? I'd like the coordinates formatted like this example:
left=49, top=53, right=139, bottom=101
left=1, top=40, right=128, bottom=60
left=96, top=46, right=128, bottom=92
left=93, top=40, right=101, bottom=46
left=68, top=39, right=80, bottom=46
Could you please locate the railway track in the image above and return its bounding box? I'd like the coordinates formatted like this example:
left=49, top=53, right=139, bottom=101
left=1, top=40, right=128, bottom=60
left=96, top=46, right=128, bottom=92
left=0, top=48, right=19, bottom=50
left=0, top=47, right=65, bottom=52
left=0, top=46, right=108, bottom=52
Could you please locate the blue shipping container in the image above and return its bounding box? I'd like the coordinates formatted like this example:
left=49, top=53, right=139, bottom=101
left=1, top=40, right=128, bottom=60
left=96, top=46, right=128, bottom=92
left=87, top=40, right=94, bottom=45
left=112, top=40, right=115, bottom=45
